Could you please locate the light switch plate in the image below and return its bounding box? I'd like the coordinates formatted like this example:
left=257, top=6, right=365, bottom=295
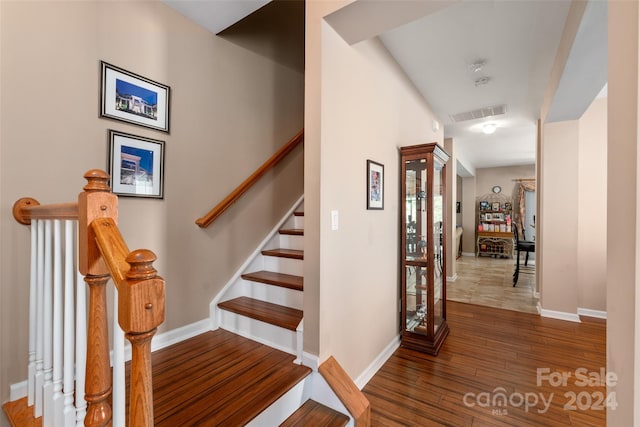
left=331, top=210, right=339, bottom=230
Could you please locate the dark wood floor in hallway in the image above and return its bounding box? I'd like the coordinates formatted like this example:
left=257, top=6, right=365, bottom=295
left=362, top=301, right=606, bottom=426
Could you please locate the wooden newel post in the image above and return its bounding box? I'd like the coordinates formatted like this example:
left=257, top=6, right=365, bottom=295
left=121, top=249, right=165, bottom=427
left=78, top=170, right=117, bottom=427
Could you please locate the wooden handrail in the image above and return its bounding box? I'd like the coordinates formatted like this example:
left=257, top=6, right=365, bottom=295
left=196, top=129, right=304, bottom=228
left=13, top=198, right=78, bottom=225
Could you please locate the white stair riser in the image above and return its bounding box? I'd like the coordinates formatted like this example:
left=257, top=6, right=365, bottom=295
left=279, top=234, right=304, bottom=251
left=223, top=281, right=302, bottom=310
left=294, top=216, right=304, bottom=229
left=246, top=376, right=312, bottom=427
left=218, top=311, right=298, bottom=355
left=264, top=256, right=303, bottom=276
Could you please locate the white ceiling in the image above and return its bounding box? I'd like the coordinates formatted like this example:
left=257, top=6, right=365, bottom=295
left=163, top=0, right=608, bottom=173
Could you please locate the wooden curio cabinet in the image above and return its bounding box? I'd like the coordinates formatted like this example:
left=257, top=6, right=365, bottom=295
left=400, top=142, right=450, bottom=355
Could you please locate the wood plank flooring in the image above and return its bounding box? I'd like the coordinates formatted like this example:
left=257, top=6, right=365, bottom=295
left=129, top=329, right=311, bottom=426
left=362, top=301, right=606, bottom=426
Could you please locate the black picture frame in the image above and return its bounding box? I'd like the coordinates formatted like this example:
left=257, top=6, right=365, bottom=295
left=100, top=61, right=171, bottom=133
left=108, top=130, right=165, bottom=199
left=367, top=160, right=384, bottom=210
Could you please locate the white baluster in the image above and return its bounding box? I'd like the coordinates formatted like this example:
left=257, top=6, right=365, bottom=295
left=35, top=220, right=44, bottom=417
left=43, top=220, right=54, bottom=425
left=75, top=269, right=87, bottom=427
left=63, top=220, right=76, bottom=427
left=113, top=286, right=125, bottom=427
left=52, top=220, right=65, bottom=425
left=28, top=220, right=37, bottom=406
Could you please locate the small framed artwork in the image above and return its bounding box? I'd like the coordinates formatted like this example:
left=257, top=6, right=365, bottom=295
left=504, top=202, right=512, bottom=210
left=367, top=160, right=384, bottom=210
left=493, top=213, right=505, bottom=221
left=100, top=61, right=170, bottom=133
left=479, top=201, right=490, bottom=210
left=484, top=213, right=493, bottom=221
left=456, top=201, right=461, bottom=213
left=108, top=130, right=165, bottom=198
left=492, top=202, right=500, bottom=211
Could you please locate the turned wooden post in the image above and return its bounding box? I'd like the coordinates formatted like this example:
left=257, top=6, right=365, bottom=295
left=120, top=249, right=165, bottom=427
left=78, top=170, right=117, bottom=427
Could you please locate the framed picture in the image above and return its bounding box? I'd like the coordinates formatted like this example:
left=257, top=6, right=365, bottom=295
left=484, top=213, right=493, bottom=221
left=479, top=201, right=490, bottom=210
left=100, top=61, right=170, bottom=133
left=108, top=130, right=165, bottom=198
left=367, top=160, right=384, bottom=210
left=504, top=202, right=512, bottom=210
left=492, top=202, right=500, bottom=211
left=456, top=201, right=461, bottom=213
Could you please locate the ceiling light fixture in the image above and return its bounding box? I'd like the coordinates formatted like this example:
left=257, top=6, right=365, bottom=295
left=469, top=60, right=485, bottom=73
left=482, top=123, right=497, bottom=134
left=474, top=76, right=491, bottom=87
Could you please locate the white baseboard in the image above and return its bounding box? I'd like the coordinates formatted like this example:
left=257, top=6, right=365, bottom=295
left=355, top=335, right=400, bottom=389
left=540, top=308, right=581, bottom=323
left=461, top=252, right=475, bottom=257
left=152, top=318, right=213, bottom=352
left=577, top=308, right=607, bottom=319
left=10, top=380, right=27, bottom=401
left=446, top=274, right=458, bottom=282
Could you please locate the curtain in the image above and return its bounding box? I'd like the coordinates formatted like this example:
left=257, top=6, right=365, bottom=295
left=517, top=180, right=536, bottom=237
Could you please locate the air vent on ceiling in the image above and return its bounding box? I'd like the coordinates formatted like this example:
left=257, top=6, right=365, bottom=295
left=449, top=104, right=507, bottom=123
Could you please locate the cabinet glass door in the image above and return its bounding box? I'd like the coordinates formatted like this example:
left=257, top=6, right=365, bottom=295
left=404, top=159, right=427, bottom=334
left=433, top=158, right=445, bottom=332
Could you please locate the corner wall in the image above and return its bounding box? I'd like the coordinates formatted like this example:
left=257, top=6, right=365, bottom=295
left=306, top=2, right=443, bottom=379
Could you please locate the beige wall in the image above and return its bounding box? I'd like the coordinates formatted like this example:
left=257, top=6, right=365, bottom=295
left=540, top=121, right=580, bottom=315
left=607, top=1, right=638, bottom=424
left=305, top=3, right=443, bottom=378
left=577, top=97, right=607, bottom=311
left=0, top=0, right=304, bottom=411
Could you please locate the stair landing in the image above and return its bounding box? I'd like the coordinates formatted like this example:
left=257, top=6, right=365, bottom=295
left=142, top=329, right=311, bottom=426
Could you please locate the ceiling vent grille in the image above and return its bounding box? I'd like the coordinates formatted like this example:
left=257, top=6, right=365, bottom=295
left=450, top=104, right=507, bottom=123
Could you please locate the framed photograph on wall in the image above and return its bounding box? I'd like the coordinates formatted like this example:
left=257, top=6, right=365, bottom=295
left=108, top=130, right=165, bottom=198
left=100, top=61, right=171, bottom=133
left=367, top=160, right=384, bottom=210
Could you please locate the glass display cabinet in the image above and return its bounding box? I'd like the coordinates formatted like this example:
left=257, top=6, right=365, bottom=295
left=400, top=142, right=450, bottom=355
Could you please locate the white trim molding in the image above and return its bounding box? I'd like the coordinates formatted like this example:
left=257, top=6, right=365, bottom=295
left=540, top=308, right=581, bottom=323
left=355, top=335, right=400, bottom=389
left=446, top=274, right=458, bottom=282
left=577, top=308, right=607, bottom=319
left=461, top=252, right=476, bottom=257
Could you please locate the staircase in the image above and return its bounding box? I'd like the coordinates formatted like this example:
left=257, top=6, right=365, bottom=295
left=214, top=203, right=305, bottom=360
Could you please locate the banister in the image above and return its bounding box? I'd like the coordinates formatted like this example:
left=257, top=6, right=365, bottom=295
left=196, top=129, right=304, bottom=228
left=13, top=169, right=164, bottom=426
left=13, top=198, right=78, bottom=225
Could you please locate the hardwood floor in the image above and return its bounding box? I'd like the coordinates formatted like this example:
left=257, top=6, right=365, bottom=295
left=363, top=301, right=606, bottom=426
left=448, top=255, right=538, bottom=314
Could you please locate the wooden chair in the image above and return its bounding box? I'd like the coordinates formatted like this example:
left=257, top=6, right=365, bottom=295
left=513, top=224, right=535, bottom=286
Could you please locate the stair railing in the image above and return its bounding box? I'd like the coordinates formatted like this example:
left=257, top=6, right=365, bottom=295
left=196, top=129, right=304, bottom=228
left=13, top=169, right=165, bottom=427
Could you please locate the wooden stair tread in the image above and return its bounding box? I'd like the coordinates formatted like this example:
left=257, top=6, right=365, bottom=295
left=242, top=270, right=303, bottom=291
left=2, top=397, right=42, bottom=427
left=262, top=248, right=304, bottom=260
left=279, top=228, right=304, bottom=236
left=280, top=399, right=349, bottom=427
left=218, top=296, right=303, bottom=330
left=142, top=330, right=312, bottom=426
left=294, top=211, right=304, bottom=216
